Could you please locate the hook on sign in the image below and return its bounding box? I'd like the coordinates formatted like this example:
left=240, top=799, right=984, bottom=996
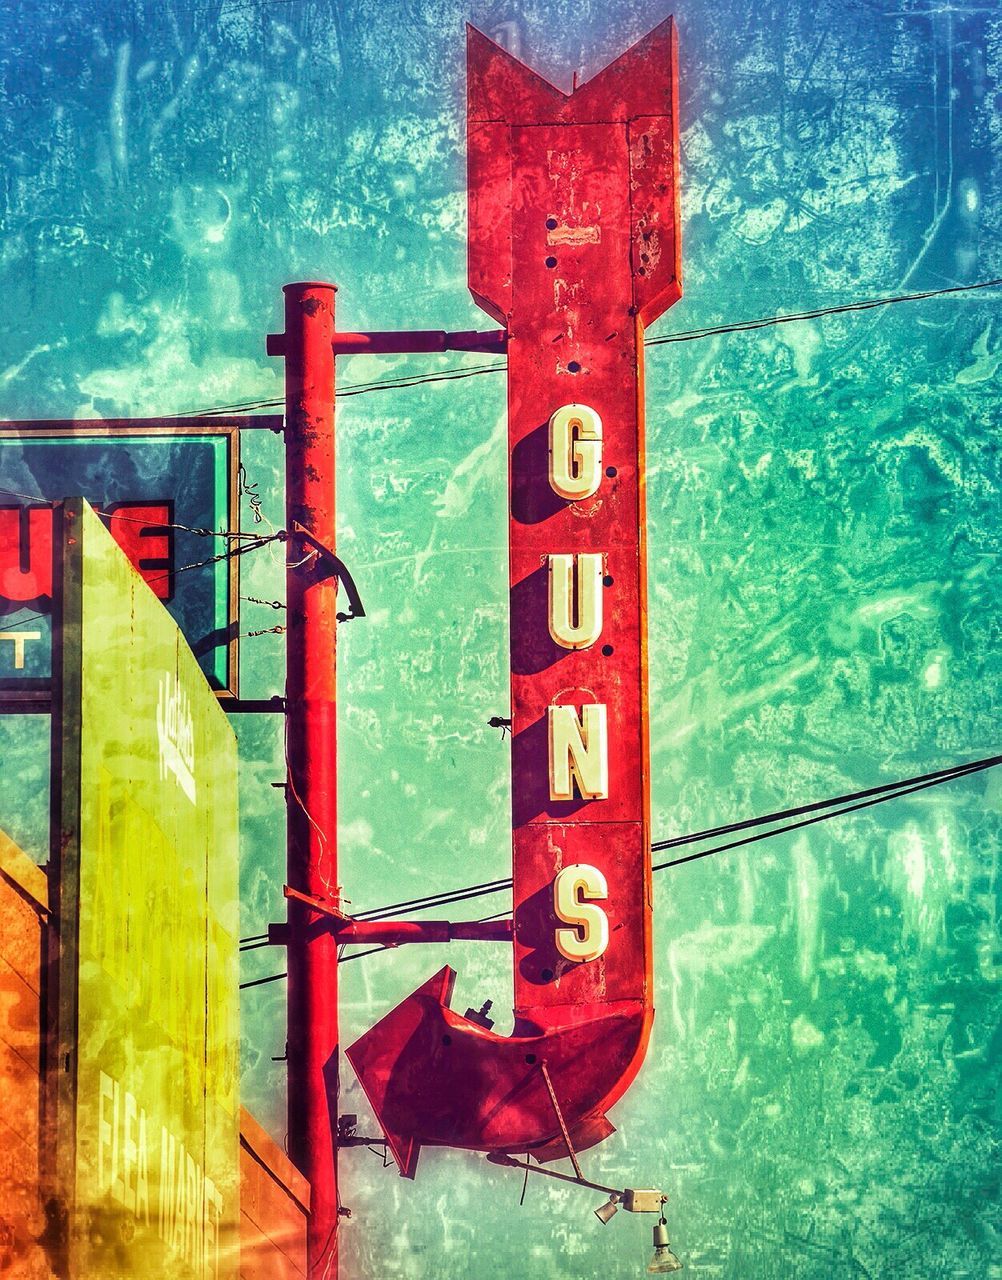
left=289, top=522, right=366, bottom=623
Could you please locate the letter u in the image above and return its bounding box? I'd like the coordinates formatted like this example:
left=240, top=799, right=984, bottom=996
left=548, top=553, right=603, bottom=650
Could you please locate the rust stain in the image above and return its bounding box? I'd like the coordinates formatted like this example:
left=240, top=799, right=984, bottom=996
left=546, top=225, right=601, bottom=246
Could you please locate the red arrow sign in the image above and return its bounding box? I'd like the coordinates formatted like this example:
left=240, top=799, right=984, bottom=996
left=347, top=18, right=681, bottom=1178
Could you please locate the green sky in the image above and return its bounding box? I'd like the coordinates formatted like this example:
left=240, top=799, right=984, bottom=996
left=1, top=0, right=999, bottom=1275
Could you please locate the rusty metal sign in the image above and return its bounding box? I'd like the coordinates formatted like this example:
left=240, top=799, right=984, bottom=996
left=348, top=19, right=681, bottom=1175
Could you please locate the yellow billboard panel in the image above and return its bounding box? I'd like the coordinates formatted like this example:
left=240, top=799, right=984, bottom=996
left=53, top=500, right=239, bottom=1278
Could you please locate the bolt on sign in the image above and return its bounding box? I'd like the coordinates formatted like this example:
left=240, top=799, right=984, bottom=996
left=348, top=20, right=680, bottom=1174
left=48, top=501, right=240, bottom=1278
left=0, top=420, right=262, bottom=700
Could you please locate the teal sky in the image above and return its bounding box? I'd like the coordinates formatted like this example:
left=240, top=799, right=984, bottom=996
left=1, top=0, right=1000, bottom=1276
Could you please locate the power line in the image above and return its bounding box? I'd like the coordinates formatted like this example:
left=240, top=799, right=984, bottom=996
left=652, top=755, right=998, bottom=872
left=351, top=754, right=999, bottom=920
left=240, top=970, right=287, bottom=990
left=645, top=277, right=1002, bottom=346
left=339, top=946, right=391, bottom=966
left=0, top=483, right=288, bottom=596
left=238, top=754, right=999, bottom=965
left=145, top=530, right=285, bottom=587
left=0, top=485, right=256, bottom=539
left=649, top=754, right=999, bottom=854
left=350, top=878, right=511, bottom=922
left=166, top=276, right=1002, bottom=421
left=181, top=362, right=506, bottom=419
left=338, top=364, right=504, bottom=397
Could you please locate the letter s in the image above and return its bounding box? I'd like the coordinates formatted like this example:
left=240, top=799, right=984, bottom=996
left=553, top=863, right=609, bottom=963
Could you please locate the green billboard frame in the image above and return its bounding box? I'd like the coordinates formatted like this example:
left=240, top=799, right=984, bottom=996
left=0, top=417, right=274, bottom=702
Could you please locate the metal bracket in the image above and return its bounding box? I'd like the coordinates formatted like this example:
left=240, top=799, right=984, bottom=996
left=487, top=715, right=512, bottom=739
left=539, top=1060, right=583, bottom=1180
left=486, top=1153, right=666, bottom=1212
left=331, top=328, right=507, bottom=356
left=283, top=884, right=351, bottom=923
left=225, top=696, right=287, bottom=714
left=337, top=1114, right=390, bottom=1148
left=288, top=522, right=366, bottom=622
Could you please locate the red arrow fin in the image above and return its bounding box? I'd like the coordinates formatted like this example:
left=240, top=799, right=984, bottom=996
left=467, top=21, right=680, bottom=328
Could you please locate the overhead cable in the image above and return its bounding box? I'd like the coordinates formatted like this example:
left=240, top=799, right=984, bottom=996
left=238, top=754, right=999, bottom=959
left=156, top=277, right=1002, bottom=421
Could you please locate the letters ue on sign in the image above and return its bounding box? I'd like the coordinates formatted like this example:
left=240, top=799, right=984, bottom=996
left=0, top=423, right=252, bottom=696
left=347, top=18, right=681, bottom=1177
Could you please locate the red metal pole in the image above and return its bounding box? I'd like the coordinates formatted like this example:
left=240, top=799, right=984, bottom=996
left=279, top=281, right=340, bottom=1280
left=331, top=327, right=506, bottom=354
left=336, top=918, right=514, bottom=945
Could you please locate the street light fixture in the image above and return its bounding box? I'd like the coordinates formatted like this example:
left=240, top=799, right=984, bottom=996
left=486, top=1154, right=684, bottom=1272
left=594, top=1193, right=620, bottom=1224
left=647, top=1215, right=684, bottom=1273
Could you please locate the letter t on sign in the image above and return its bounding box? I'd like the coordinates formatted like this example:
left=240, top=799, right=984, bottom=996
left=0, top=631, right=41, bottom=670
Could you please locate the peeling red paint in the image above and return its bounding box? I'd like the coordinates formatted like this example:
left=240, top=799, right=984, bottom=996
left=347, top=19, right=681, bottom=1179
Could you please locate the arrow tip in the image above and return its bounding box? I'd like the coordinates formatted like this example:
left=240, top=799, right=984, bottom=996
left=346, top=966, right=458, bottom=1178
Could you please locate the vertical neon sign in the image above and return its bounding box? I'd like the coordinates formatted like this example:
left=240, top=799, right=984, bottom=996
left=348, top=18, right=681, bottom=1175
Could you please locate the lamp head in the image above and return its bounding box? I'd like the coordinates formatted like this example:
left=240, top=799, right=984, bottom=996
left=647, top=1217, right=683, bottom=1273
left=594, top=1193, right=620, bottom=1225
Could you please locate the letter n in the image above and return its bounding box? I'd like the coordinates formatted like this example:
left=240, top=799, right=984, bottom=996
left=548, top=704, right=609, bottom=801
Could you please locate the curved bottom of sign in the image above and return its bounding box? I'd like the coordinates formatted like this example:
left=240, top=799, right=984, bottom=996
left=345, top=966, right=653, bottom=1179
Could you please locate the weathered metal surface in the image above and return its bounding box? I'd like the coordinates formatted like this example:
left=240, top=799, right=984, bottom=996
left=330, top=329, right=506, bottom=355
left=50, top=501, right=240, bottom=1278
left=336, top=919, right=513, bottom=945
left=0, top=830, right=50, bottom=1278
left=347, top=20, right=681, bottom=1177
left=239, top=1108, right=311, bottom=1279
left=279, top=282, right=341, bottom=1280
left=347, top=966, right=643, bottom=1176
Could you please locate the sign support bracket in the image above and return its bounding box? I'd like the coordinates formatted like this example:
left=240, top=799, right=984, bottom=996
left=539, top=1060, right=584, bottom=1180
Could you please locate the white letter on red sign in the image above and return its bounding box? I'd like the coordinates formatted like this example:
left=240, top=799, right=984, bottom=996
left=548, top=704, right=609, bottom=800
left=554, top=863, right=609, bottom=963
left=548, top=404, right=603, bottom=500
left=548, top=552, right=603, bottom=650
